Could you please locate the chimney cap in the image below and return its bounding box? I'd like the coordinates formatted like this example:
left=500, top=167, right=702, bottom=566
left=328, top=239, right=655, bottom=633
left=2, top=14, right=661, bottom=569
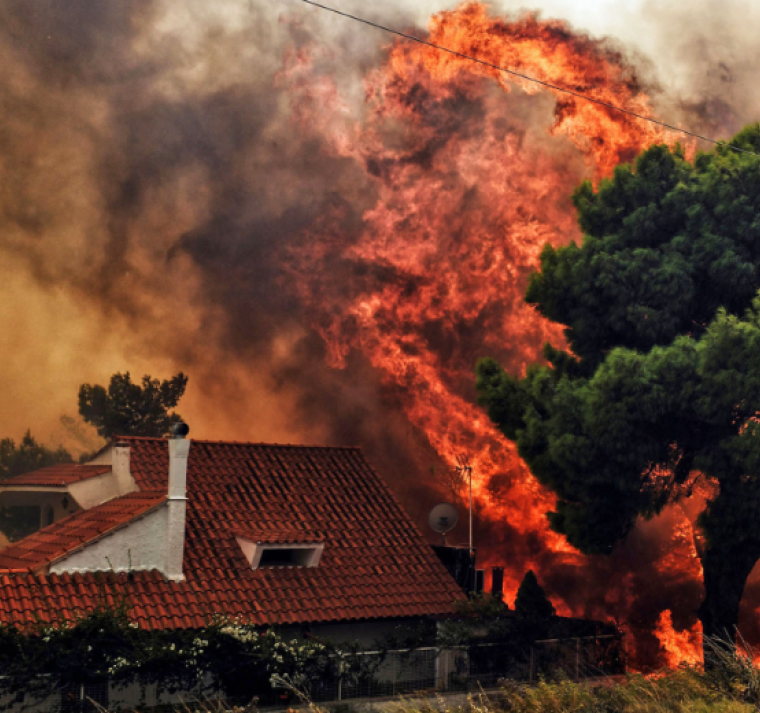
left=171, top=422, right=190, bottom=439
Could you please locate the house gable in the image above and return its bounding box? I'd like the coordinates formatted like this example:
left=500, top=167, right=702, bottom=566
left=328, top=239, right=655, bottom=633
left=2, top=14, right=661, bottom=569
left=0, top=452, right=139, bottom=542
left=49, top=502, right=169, bottom=576
left=0, top=491, right=166, bottom=574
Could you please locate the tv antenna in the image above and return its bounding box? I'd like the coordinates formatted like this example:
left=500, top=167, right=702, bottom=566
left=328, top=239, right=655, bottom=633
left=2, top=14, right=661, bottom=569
left=428, top=502, right=459, bottom=545
left=455, top=454, right=473, bottom=557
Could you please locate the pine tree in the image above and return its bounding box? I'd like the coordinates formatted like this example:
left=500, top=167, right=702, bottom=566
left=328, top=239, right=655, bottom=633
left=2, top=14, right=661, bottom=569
left=477, top=124, right=760, bottom=646
left=78, top=372, right=188, bottom=439
left=515, top=570, right=556, bottom=620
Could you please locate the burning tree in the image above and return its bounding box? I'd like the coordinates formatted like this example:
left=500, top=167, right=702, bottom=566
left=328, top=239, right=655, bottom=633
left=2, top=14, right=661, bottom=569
left=477, top=124, right=760, bottom=650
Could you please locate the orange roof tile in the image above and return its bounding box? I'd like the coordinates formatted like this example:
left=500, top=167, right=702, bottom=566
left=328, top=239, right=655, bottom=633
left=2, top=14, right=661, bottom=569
left=233, top=527, right=326, bottom=544
left=0, top=437, right=464, bottom=628
left=1, top=463, right=112, bottom=487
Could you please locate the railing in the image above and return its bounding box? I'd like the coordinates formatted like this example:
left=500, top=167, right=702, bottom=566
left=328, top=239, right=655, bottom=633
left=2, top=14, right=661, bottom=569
left=307, top=634, right=623, bottom=703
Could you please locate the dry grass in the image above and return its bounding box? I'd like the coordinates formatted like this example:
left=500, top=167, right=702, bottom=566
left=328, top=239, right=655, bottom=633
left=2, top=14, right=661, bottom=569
left=109, top=674, right=753, bottom=713
left=392, top=672, right=756, bottom=713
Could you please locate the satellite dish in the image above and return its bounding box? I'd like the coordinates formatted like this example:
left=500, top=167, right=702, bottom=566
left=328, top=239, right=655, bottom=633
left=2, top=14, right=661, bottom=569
left=429, top=503, right=459, bottom=545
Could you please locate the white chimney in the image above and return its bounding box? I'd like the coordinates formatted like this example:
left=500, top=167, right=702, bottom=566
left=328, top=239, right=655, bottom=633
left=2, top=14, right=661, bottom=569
left=112, top=442, right=136, bottom=494
left=166, top=422, right=190, bottom=582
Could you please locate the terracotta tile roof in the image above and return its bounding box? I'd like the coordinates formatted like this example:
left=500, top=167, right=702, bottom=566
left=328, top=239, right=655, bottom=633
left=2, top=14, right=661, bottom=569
left=233, top=527, right=326, bottom=544
left=0, top=437, right=464, bottom=628
left=0, top=491, right=165, bottom=573
left=1, top=463, right=112, bottom=487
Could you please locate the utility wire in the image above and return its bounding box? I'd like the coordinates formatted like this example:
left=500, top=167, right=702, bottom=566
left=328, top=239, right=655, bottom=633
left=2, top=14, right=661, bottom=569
left=297, top=0, right=758, bottom=158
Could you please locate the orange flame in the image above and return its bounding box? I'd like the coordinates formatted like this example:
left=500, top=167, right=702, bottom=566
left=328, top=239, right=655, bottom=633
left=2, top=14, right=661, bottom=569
left=655, top=610, right=702, bottom=668
left=281, top=2, right=701, bottom=659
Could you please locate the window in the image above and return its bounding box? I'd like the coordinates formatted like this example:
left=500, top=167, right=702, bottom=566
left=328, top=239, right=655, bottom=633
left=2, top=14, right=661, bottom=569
left=235, top=535, right=324, bottom=569
left=258, top=547, right=317, bottom=567
left=45, top=505, right=55, bottom=527
left=0, top=506, right=41, bottom=542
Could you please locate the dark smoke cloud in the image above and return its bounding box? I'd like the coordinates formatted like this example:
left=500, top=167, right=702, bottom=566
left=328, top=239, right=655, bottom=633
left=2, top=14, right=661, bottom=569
left=0, top=0, right=442, bottom=489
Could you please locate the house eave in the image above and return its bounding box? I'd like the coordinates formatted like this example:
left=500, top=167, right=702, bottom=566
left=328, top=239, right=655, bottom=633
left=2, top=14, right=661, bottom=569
left=0, top=484, right=70, bottom=492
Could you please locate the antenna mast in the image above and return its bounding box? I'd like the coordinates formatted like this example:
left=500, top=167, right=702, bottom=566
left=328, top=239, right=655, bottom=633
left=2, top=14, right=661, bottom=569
left=455, top=454, right=473, bottom=556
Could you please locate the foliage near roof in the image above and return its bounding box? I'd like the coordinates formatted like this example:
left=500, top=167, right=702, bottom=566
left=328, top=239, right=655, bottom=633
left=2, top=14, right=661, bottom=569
left=476, top=124, right=760, bottom=643
left=78, top=372, right=188, bottom=439
left=0, top=431, right=72, bottom=480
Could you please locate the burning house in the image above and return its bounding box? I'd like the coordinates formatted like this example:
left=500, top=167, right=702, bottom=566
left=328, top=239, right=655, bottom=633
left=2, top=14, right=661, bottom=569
left=0, top=424, right=469, bottom=707
left=0, top=425, right=464, bottom=638
left=0, top=423, right=626, bottom=708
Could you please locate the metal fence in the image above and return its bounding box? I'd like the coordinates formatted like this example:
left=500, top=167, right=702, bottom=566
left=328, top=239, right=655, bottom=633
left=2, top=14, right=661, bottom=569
left=305, top=634, right=623, bottom=704
left=4, top=634, right=624, bottom=712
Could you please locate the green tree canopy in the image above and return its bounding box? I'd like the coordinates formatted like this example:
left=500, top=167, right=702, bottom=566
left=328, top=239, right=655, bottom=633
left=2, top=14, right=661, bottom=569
left=476, top=124, right=760, bottom=644
left=78, top=372, right=188, bottom=440
left=515, top=570, right=556, bottom=620
left=0, top=431, right=72, bottom=480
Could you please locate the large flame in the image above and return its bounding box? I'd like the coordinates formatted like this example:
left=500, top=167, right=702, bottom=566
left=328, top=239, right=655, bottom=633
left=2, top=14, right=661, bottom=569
left=655, top=610, right=702, bottom=668
left=281, top=2, right=703, bottom=663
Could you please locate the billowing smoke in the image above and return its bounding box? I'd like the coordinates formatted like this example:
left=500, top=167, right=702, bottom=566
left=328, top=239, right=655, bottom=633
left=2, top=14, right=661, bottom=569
left=1, top=0, right=759, bottom=668
left=0, top=0, right=396, bottom=449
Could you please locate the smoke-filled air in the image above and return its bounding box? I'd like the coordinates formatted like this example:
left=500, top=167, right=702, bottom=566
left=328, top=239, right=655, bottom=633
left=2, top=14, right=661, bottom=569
left=2, top=0, right=760, bottom=669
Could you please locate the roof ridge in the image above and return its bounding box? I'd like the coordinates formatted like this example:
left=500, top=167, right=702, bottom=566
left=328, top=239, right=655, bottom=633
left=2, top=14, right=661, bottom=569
left=116, top=436, right=363, bottom=450
left=1, top=462, right=113, bottom=487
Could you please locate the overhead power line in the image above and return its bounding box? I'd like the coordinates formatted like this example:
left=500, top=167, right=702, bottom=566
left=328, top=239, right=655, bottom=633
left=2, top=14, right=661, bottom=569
left=296, top=0, right=758, bottom=158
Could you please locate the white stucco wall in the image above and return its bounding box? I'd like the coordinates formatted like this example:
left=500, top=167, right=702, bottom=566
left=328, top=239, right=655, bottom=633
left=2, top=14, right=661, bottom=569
left=50, top=440, right=187, bottom=580
left=50, top=504, right=169, bottom=575
left=87, top=443, right=115, bottom=466
left=68, top=469, right=136, bottom=510
left=308, top=618, right=429, bottom=648
left=69, top=443, right=137, bottom=509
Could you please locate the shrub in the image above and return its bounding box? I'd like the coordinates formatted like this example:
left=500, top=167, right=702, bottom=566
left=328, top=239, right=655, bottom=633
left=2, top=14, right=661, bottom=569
left=0, top=603, right=329, bottom=706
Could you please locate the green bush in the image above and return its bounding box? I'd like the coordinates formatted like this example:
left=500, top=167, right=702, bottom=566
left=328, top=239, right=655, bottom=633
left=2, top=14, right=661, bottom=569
left=0, top=597, right=329, bottom=706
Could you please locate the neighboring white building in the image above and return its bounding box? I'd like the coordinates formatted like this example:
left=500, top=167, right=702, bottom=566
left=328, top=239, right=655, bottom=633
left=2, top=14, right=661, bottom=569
left=0, top=458, right=136, bottom=546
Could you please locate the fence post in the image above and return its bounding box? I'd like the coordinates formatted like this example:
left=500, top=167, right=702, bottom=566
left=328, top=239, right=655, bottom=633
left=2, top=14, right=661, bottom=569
left=530, top=646, right=535, bottom=683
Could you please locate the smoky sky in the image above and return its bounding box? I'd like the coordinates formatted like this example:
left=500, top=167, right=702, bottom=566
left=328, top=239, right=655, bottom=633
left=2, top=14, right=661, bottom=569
left=0, top=0, right=441, bottom=495
left=1, top=0, right=755, bottom=436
